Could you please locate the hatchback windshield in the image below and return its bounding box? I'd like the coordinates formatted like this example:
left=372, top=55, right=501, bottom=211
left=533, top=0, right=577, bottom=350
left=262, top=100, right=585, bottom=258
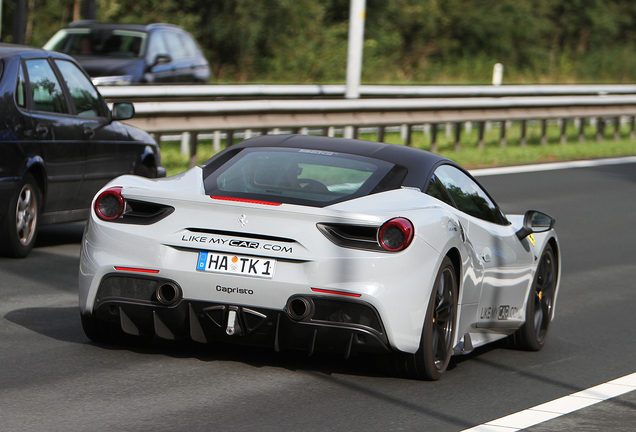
left=44, top=29, right=147, bottom=58
left=204, top=148, right=401, bottom=207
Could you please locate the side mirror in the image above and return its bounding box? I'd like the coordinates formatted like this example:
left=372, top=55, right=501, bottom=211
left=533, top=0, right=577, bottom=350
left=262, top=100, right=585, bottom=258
left=111, top=102, right=135, bottom=121
left=150, top=54, right=172, bottom=68
left=516, top=210, right=555, bottom=240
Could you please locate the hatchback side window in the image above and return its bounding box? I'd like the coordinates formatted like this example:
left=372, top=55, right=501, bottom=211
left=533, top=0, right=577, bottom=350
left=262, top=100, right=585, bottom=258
left=54, top=59, right=106, bottom=117
left=15, top=64, right=27, bottom=108
left=25, top=59, right=69, bottom=114
left=434, top=165, right=506, bottom=225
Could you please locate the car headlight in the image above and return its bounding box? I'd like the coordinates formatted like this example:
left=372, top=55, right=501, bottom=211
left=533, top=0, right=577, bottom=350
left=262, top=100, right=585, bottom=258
left=91, top=75, right=134, bottom=86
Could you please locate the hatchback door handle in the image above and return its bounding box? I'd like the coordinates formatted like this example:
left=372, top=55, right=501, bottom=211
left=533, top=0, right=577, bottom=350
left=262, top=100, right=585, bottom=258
left=36, top=124, right=48, bottom=136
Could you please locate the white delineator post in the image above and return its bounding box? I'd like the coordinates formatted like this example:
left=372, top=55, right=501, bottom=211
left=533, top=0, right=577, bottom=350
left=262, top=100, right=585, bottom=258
left=493, top=63, right=503, bottom=86
left=344, top=0, right=366, bottom=138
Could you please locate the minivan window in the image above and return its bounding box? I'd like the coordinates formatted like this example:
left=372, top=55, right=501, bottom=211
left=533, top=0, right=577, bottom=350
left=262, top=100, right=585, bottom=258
left=44, top=29, right=147, bottom=58
left=146, top=32, right=169, bottom=62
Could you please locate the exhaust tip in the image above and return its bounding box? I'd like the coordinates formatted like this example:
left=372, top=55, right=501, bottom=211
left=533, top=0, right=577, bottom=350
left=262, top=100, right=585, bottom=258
left=287, top=296, right=313, bottom=321
left=156, top=282, right=182, bottom=306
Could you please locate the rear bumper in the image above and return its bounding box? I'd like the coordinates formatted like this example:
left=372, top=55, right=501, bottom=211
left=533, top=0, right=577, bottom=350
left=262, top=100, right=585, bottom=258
left=88, top=273, right=390, bottom=356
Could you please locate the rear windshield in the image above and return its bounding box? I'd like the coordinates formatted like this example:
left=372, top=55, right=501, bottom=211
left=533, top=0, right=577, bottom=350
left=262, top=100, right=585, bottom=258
left=203, top=147, right=404, bottom=207
left=44, top=29, right=147, bottom=58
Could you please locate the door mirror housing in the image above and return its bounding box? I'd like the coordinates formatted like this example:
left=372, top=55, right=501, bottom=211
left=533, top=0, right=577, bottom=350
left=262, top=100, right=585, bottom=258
left=149, top=54, right=172, bottom=69
left=111, top=102, right=135, bottom=121
left=516, top=210, right=555, bottom=240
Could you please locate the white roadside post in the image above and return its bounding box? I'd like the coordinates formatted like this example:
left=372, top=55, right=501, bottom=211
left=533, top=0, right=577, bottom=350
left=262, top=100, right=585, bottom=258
left=344, top=0, right=366, bottom=139
left=493, top=63, right=503, bottom=86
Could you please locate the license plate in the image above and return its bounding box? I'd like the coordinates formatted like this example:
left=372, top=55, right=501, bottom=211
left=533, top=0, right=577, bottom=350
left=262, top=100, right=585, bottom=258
left=196, top=251, right=276, bottom=278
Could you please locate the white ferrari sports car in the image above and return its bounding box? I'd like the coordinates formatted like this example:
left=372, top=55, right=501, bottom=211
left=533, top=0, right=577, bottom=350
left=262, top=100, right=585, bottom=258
left=79, top=134, right=560, bottom=380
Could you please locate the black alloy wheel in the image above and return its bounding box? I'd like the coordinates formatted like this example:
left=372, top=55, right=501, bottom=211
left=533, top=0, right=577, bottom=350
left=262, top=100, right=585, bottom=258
left=396, top=256, right=457, bottom=380
left=511, top=244, right=557, bottom=351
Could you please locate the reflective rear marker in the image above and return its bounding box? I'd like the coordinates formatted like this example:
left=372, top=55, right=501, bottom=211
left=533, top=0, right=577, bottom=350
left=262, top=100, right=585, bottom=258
left=114, top=266, right=160, bottom=274
left=311, top=288, right=361, bottom=298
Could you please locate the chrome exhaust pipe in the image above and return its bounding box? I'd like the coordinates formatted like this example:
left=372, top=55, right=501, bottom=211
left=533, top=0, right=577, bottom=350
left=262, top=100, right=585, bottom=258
left=156, top=282, right=182, bottom=306
left=287, top=296, right=313, bottom=320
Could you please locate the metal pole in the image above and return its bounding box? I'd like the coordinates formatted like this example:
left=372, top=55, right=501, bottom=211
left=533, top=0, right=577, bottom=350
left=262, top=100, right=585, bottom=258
left=345, top=0, right=366, bottom=99
left=12, top=0, right=26, bottom=45
left=82, top=0, right=96, bottom=19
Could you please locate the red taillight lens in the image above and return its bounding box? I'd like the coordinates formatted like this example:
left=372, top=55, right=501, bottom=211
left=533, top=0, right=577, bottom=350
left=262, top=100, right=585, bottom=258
left=94, top=187, right=124, bottom=221
left=378, top=217, right=414, bottom=252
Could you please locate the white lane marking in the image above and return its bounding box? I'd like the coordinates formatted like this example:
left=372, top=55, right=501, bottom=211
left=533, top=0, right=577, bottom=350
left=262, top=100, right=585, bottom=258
left=470, top=155, right=636, bottom=177
left=460, top=371, right=636, bottom=432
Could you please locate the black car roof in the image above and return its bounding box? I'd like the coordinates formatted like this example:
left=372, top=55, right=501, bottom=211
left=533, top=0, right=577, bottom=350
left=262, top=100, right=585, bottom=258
left=0, top=43, right=41, bottom=57
left=202, top=134, right=459, bottom=190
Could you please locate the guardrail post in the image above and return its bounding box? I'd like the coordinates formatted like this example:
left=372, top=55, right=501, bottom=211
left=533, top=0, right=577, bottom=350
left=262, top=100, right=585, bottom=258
left=405, top=125, right=412, bottom=146
left=614, top=117, right=620, bottom=140
left=328, top=127, right=335, bottom=137
left=477, top=122, right=485, bottom=149
left=378, top=126, right=385, bottom=142
left=188, top=132, right=198, bottom=168
left=540, top=120, right=547, bottom=145
left=152, top=132, right=162, bottom=147
left=260, top=128, right=269, bottom=136
left=181, top=132, right=190, bottom=155
left=499, top=121, right=507, bottom=147
left=596, top=118, right=604, bottom=142
left=213, top=131, right=221, bottom=151
left=631, top=116, right=635, bottom=139
left=430, top=123, right=438, bottom=152
left=578, top=118, right=585, bottom=142
left=226, top=130, right=234, bottom=146
left=454, top=122, right=461, bottom=151
left=354, top=126, right=360, bottom=139
left=520, top=120, right=527, bottom=147
left=560, top=119, right=567, bottom=144
left=291, top=127, right=300, bottom=134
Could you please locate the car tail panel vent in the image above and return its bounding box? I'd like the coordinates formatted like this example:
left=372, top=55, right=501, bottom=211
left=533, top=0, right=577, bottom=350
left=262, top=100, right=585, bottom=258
left=316, top=223, right=382, bottom=251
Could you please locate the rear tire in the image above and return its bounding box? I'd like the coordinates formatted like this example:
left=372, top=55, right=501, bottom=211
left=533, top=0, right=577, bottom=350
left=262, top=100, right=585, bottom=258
left=395, top=257, right=458, bottom=380
left=510, top=244, right=556, bottom=351
left=0, top=173, right=41, bottom=258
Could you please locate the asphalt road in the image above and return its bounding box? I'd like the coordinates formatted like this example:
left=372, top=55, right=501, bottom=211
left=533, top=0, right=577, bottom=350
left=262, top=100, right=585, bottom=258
left=1, top=160, right=635, bottom=431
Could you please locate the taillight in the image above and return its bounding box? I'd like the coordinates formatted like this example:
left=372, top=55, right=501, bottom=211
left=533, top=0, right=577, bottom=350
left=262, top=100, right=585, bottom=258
left=94, top=187, right=124, bottom=221
left=378, top=217, right=414, bottom=252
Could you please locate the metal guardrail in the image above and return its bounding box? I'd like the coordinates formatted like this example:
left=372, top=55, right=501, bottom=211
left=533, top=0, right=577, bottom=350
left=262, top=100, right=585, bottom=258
left=100, top=83, right=636, bottom=101
left=118, top=93, right=636, bottom=167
